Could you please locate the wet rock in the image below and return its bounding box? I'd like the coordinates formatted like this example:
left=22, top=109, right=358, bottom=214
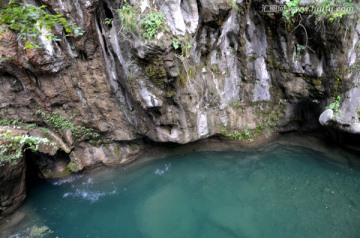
left=319, top=109, right=334, bottom=126
left=69, top=142, right=142, bottom=171
left=0, top=158, right=26, bottom=218
left=199, top=0, right=232, bottom=23
left=0, top=0, right=359, bottom=172
left=319, top=88, right=360, bottom=134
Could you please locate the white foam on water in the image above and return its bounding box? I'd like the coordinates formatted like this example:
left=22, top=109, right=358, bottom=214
left=52, top=174, right=83, bottom=186
left=61, top=176, right=117, bottom=203
left=154, top=163, right=172, bottom=176
left=63, top=188, right=117, bottom=203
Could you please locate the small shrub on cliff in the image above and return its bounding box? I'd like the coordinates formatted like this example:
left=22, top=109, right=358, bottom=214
left=221, top=127, right=253, bottom=141
left=0, top=117, right=23, bottom=127
left=0, top=130, right=50, bottom=165
left=326, top=95, right=341, bottom=113
left=140, top=11, right=168, bottom=39
left=0, top=0, right=83, bottom=49
left=35, top=110, right=100, bottom=141
left=172, top=36, right=192, bottom=58
left=282, top=0, right=358, bottom=55
left=118, top=4, right=137, bottom=31
left=283, top=0, right=356, bottom=23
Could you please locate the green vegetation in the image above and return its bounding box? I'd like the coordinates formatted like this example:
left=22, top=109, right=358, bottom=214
left=326, top=95, right=341, bottom=113
left=140, top=11, right=167, bottom=40
left=283, top=0, right=356, bottom=23
left=221, top=127, right=253, bottom=141
left=283, top=0, right=358, bottom=56
left=0, top=0, right=83, bottom=49
left=0, top=57, right=10, bottom=62
left=228, top=0, right=239, bottom=11
left=66, top=161, right=80, bottom=173
left=118, top=3, right=168, bottom=40
left=165, top=90, right=176, bottom=98
left=228, top=100, right=242, bottom=109
left=118, top=4, right=137, bottom=31
left=173, top=35, right=193, bottom=58
left=104, top=18, right=113, bottom=26
left=0, top=117, right=23, bottom=127
left=210, top=64, right=221, bottom=74
left=172, top=38, right=180, bottom=49
left=313, top=0, right=356, bottom=22
left=0, top=130, right=50, bottom=165
left=295, top=44, right=306, bottom=61
left=35, top=110, right=100, bottom=141
left=356, top=109, right=360, bottom=116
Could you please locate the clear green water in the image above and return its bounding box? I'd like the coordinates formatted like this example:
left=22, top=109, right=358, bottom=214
left=3, top=144, right=360, bottom=238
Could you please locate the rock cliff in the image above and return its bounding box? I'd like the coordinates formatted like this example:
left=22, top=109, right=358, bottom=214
left=0, top=0, right=359, bottom=179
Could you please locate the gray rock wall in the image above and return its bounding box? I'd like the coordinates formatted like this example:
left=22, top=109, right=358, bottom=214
left=0, top=0, right=359, bottom=169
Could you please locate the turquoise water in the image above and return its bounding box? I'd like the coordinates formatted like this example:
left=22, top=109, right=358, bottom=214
left=2, top=144, right=360, bottom=238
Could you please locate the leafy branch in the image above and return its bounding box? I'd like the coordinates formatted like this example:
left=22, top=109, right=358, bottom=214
left=0, top=0, right=83, bottom=49
left=0, top=130, right=50, bottom=165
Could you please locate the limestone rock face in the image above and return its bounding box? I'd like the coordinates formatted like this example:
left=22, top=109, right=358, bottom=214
left=320, top=87, right=360, bottom=135
left=319, top=109, right=334, bottom=126
left=0, top=158, right=26, bottom=218
left=0, top=0, right=359, bottom=171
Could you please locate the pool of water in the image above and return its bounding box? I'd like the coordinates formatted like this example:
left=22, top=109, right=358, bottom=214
left=2, top=143, right=360, bottom=237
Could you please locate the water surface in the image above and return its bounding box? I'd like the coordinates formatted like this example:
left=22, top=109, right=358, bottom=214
left=2, top=144, right=360, bottom=238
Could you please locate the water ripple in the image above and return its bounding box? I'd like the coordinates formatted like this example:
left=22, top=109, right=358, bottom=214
left=63, top=188, right=117, bottom=203
left=52, top=174, right=83, bottom=186
left=154, top=163, right=172, bottom=176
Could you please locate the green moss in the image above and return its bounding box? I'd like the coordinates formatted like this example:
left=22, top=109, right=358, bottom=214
left=165, top=90, right=176, bottom=98
left=265, top=57, right=275, bottom=69
left=129, top=143, right=138, bottom=152
left=66, top=162, right=80, bottom=173
left=313, top=79, right=322, bottom=89
left=40, top=127, right=49, bottom=136
left=228, top=100, right=242, bottom=109
left=145, top=61, right=168, bottom=89
left=188, top=66, right=196, bottom=78
left=113, top=145, right=122, bottom=157
left=179, top=70, right=187, bottom=85
left=210, top=64, right=221, bottom=74
left=248, top=55, right=257, bottom=63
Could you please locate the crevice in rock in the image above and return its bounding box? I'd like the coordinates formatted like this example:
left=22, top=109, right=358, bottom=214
left=95, top=9, right=109, bottom=54
left=78, top=50, right=88, bottom=60
left=103, top=1, right=114, bottom=28
left=25, top=69, right=41, bottom=89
